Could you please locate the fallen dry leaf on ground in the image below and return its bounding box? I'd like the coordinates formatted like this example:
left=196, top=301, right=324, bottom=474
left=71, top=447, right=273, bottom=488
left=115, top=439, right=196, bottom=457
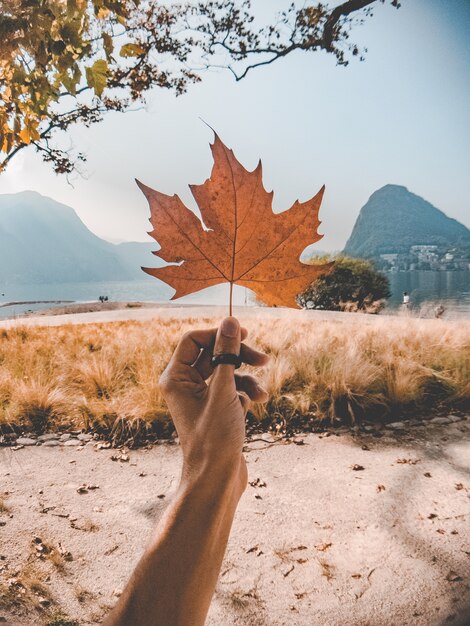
left=351, top=464, right=365, bottom=471
left=137, top=133, right=332, bottom=312
left=282, top=564, right=295, bottom=577
left=319, top=560, right=335, bottom=581
left=58, top=543, right=73, bottom=561
left=110, top=453, right=129, bottom=463
left=315, top=542, right=332, bottom=552
left=249, top=478, right=267, bottom=488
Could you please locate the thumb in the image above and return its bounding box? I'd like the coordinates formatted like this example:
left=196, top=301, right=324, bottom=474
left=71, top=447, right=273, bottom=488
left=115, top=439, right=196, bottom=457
left=211, top=316, right=241, bottom=389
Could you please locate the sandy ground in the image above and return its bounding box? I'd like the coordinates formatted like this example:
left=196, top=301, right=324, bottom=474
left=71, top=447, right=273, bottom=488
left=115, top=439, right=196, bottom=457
left=1, top=420, right=469, bottom=626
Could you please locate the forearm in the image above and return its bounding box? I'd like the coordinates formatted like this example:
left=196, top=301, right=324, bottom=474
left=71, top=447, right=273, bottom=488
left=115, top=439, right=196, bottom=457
left=104, top=460, right=246, bottom=626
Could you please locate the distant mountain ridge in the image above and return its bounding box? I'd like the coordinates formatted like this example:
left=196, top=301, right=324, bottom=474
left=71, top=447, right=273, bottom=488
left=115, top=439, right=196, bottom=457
left=344, top=185, right=470, bottom=258
left=0, top=190, right=162, bottom=288
left=2, top=187, right=469, bottom=294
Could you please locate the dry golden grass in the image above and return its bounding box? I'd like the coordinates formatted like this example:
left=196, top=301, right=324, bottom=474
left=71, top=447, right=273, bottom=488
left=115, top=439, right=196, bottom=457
left=0, top=315, right=469, bottom=440
left=73, top=518, right=99, bottom=533
left=0, top=562, right=52, bottom=613
left=0, top=535, right=77, bottom=623
left=74, top=584, right=95, bottom=604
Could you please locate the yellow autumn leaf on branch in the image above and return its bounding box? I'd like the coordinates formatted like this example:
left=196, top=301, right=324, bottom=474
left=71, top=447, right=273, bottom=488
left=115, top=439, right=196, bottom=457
left=18, top=120, right=40, bottom=145
left=19, top=127, right=31, bottom=144
left=120, top=43, right=146, bottom=58
left=85, top=59, right=108, bottom=96
left=102, top=32, right=114, bottom=58
left=1, top=134, right=13, bottom=154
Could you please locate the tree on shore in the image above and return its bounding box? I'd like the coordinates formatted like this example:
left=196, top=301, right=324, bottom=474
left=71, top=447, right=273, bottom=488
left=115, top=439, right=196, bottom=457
left=299, top=256, right=391, bottom=313
left=0, top=0, right=400, bottom=175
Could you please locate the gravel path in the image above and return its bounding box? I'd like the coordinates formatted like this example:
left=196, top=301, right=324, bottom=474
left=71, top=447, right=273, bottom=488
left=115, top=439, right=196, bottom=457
left=0, top=302, right=418, bottom=328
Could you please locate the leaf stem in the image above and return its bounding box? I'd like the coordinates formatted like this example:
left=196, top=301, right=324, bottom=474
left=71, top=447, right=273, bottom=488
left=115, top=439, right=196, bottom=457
left=229, top=281, right=233, bottom=317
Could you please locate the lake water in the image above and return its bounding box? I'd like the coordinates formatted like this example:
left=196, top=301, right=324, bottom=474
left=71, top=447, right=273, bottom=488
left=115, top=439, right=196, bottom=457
left=1, top=271, right=469, bottom=318
left=0, top=280, right=245, bottom=318
left=387, top=270, right=470, bottom=315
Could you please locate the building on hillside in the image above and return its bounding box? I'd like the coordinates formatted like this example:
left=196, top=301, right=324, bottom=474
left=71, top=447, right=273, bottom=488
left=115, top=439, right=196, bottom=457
left=380, top=253, right=399, bottom=264
left=377, top=244, right=470, bottom=271
left=410, top=245, right=438, bottom=253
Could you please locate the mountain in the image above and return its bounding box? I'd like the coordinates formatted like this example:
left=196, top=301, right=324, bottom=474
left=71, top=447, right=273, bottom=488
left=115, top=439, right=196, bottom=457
left=344, top=185, right=470, bottom=258
left=116, top=241, right=157, bottom=271
left=0, top=191, right=163, bottom=287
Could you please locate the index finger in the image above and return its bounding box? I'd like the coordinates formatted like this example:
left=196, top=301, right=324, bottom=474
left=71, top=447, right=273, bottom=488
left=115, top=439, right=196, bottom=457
left=171, top=327, right=248, bottom=367
left=171, top=329, right=217, bottom=366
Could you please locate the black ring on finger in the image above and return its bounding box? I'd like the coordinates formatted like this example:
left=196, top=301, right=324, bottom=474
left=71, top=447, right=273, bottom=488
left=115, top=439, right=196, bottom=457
left=211, top=353, right=242, bottom=369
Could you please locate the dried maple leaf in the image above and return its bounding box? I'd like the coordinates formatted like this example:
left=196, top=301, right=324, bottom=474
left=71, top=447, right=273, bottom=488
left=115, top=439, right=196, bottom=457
left=137, top=134, right=332, bottom=311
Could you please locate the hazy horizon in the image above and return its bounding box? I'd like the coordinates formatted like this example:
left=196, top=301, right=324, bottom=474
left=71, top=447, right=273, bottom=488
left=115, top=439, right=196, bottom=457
left=0, top=0, right=469, bottom=251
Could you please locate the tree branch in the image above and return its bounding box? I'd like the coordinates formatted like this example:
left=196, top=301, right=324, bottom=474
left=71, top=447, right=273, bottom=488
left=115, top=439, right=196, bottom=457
left=0, top=141, right=27, bottom=171
left=0, top=0, right=401, bottom=175
left=231, top=44, right=299, bottom=81
left=204, top=0, right=399, bottom=81
left=322, top=0, right=376, bottom=51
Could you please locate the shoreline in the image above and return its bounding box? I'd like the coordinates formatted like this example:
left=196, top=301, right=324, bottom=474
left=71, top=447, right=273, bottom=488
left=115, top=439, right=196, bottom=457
left=0, top=300, right=75, bottom=309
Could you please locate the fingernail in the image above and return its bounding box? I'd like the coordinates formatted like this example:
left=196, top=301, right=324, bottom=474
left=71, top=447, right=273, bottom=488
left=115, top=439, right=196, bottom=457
left=220, top=317, right=239, bottom=338
left=255, top=384, right=267, bottom=395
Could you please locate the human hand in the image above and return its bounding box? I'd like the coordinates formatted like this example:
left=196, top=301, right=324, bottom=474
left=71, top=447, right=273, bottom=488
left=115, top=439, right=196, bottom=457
left=105, top=317, right=268, bottom=626
left=159, top=317, right=269, bottom=488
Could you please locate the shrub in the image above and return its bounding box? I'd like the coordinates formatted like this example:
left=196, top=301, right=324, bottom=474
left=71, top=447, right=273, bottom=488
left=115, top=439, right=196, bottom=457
left=299, top=256, right=391, bottom=313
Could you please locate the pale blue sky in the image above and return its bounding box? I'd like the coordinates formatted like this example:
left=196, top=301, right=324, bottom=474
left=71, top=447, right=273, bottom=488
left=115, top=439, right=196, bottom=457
left=1, top=0, right=469, bottom=251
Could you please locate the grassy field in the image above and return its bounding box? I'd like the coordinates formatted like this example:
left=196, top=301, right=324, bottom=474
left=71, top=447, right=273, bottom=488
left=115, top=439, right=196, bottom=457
left=0, top=315, right=469, bottom=442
